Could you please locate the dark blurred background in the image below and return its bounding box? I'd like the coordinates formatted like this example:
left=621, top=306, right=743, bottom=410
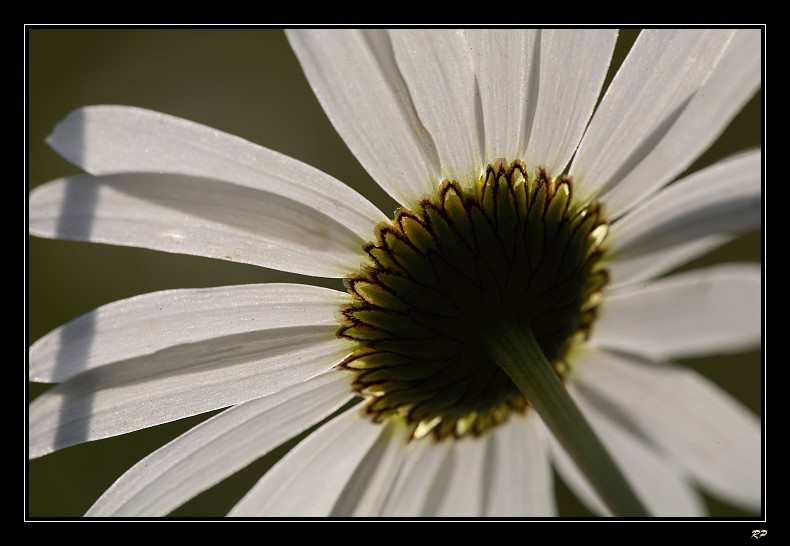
left=26, top=28, right=762, bottom=518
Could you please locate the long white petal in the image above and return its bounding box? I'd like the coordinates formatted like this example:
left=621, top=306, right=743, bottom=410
left=390, top=29, right=482, bottom=189
left=573, top=348, right=762, bottom=512
left=29, top=283, right=350, bottom=383
left=29, top=300, right=354, bottom=458
left=377, top=437, right=452, bottom=516
left=228, top=405, right=387, bottom=516
left=29, top=172, right=374, bottom=278
left=330, top=419, right=414, bottom=516
left=86, top=370, right=354, bottom=517
left=429, top=435, right=488, bottom=516
left=599, top=29, right=762, bottom=217
left=607, top=235, right=732, bottom=289
left=607, top=150, right=762, bottom=260
left=547, top=395, right=705, bottom=518
left=571, top=29, right=736, bottom=207
left=523, top=29, right=619, bottom=178
left=485, top=413, right=556, bottom=517
left=463, top=29, right=539, bottom=167
left=570, top=384, right=707, bottom=516
left=286, top=29, right=441, bottom=209
left=593, top=263, right=762, bottom=361
left=45, top=104, right=387, bottom=248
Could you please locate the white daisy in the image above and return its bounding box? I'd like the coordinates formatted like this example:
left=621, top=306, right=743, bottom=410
left=28, top=28, right=762, bottom=518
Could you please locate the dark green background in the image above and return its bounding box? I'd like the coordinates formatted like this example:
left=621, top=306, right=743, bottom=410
left=27, top=28, right=763, bottom=518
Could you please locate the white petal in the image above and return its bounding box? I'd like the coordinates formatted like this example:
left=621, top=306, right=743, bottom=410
left=571, top=29, right=737, bottom=207
left=29, top=283, right=349, bottom=383
left=608, top=150, right=762, bottom=260
left=599, top=29, right=762, bottom=217
left=86, top=370, right=354, bottom=517
left=593, top=263, right=762, bottom=360
left=286, top=29, right=441, bottom=209
left=573, top=348, right=762, bottom=511
left=570, top=383, right=707, bottom=517
left=547, top=400, right=704, bottom=517
left=429, top=435, right=488, bottom=516
left=523, top=29, right=619, bottom=178
left=607, top=235, right=732, bottom=289
left=46, top=105, right=387, bottom=249
left=390, top=29, right=483, bottom=189
left=330, top=419, right=414, bottom=516
left=485, top=413, right=556, bottom=517
left=29, top=308, right=353, bottom=458
left=29, top=172, right=374, bottom=278
left=377, top=437, right=452, bottom=516
left=463, top=29, right=539, bottom=167
left=229, top=405, right=387, bottom=516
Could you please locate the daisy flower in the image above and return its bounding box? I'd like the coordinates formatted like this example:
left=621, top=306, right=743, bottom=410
left=27, top=28, right=762, bottom=518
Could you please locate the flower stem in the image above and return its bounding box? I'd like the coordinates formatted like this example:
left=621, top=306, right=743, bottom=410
left=482, top=318, right=650, bottom=517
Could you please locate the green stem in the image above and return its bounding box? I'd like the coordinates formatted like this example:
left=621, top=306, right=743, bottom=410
left=482, top=318, right=650, bottom=517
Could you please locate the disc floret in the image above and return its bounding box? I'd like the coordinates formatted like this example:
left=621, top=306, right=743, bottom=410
left=339, top=160, right=609, bottom=440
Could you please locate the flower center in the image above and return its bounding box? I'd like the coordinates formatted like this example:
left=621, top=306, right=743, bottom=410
left=338, top=159, right=609, bottom=440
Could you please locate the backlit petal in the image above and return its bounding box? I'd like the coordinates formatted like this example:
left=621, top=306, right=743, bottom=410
left=390, top=29, right=482, bottom=190
left=593, top=263, right=762, bottom=361
left=87, top=370, right=354, bottom=517
left=29, top=283, right=349, bottom=383
left=607, top=150, right=761, bottom=260
left=287, top=29, right=441, bottom=208
left=523, top=29, right=618, bottom=178
left=29, top=172, right=373, bottom=277
left=229, top=406, right=389, bottom=516
left=46, top=105, right=387, bottom=247
left=599, top=29, right=762, bottom=217
left=572, top=29, right=736, bottom=207
left=573, top=348, right=761, bottom=512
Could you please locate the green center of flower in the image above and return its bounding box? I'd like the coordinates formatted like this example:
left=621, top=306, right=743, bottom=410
left=338, top=159, right=609, bottom=440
